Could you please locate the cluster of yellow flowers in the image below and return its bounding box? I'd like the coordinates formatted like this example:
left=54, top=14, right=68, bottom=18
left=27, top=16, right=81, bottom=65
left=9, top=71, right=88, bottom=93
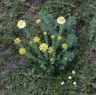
left=15, top=16, right=68, bottom=55
left=14, top=38, right=26, bottom=55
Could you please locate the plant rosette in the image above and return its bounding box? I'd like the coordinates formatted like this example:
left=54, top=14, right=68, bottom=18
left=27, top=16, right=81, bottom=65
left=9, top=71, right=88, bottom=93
left=15, top=12, right=78, bottom=73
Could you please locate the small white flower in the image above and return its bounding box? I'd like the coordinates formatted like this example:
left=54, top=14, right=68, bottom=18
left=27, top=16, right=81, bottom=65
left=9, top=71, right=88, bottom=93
left=61, top=81, right=65, bottom=85
left=72, top=70, right=76, bottom=75
left=68, top=76, right=72, bottom=79
left=17, top=20, right=26, bottom=29
left=73, top=81, right=77, bottom=86
left=57, top=16, right=66, bottom=25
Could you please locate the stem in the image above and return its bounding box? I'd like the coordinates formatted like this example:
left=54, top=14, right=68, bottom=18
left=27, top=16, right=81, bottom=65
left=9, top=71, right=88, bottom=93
left=56, top=25, right=63, bottom=48
left=59, top=25, right=63, bottom=35
left=36, top=44, right=46, bottom=62
left=57, top=49, right=67, bottom=59
left=44, top=35, right=48, bottom=58
left=19, top=73, right=61, bottom=80
left=24, top=28, right=32, bottom=38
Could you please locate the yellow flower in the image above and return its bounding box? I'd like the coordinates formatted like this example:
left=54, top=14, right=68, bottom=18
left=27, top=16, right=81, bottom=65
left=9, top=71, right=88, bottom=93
left=57, top=16, right=66, bottom=25
left=57, top=35, right=62, bottom=40
left=33, top=36, right=40, bottom=43
left=19, top=48, right=26, bottom=55
left=48, top=47, right=53, bottom=53
left=43, top=32, right=47, bottom=35
left=36, top=19, right=41, bottom=25
left=14, top=38, right=21, bottom=44
left=17, top=20, right=26, bottom=29
left=62, top=43, right=68, bottom=49
left=39, top=43, right=48, bottom=52
left=51, top=35, right=55, bottom=39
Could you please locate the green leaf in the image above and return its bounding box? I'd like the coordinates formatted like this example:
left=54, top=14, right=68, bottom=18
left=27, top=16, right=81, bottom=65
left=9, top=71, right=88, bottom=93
left=67, top=34, right=78, bottom=46
left=38, top=10, right=55, bottom=34
left=40, top=63, right=47, bottom=70
left=65, top=16, right=76, bottom=33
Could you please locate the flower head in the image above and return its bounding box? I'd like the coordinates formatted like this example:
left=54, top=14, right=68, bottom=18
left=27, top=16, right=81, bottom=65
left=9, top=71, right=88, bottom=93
left=72, top=70, right=76, bottom=75
left=51, top=35, right=55, bottom=39
left=68, top=76, right=72, bottom=79
left=14, top=38, right=21, bottom=44
left=61, top=81, right=65, bottom=85
left=36, top=19, right=41, bottom=25
left=62, top=43, right=68, bottom=49
left=17, top=20, right=26, bottom=29
left=33, top=36, right=40, bottom=43
left=48, top=47, right=53, bottom=53
left=57, top=16, right=66, bottom=25
left=39, top=43, right=48, bottom=52
left=57, top=35, right=62, bottom=40
left=19, top=48, right=26, bottom=55
left=29, top=41, right=33, bottom=45
left=73, top=81, right=77, bottom=86
left=43, top=32, right=47, bottom=36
